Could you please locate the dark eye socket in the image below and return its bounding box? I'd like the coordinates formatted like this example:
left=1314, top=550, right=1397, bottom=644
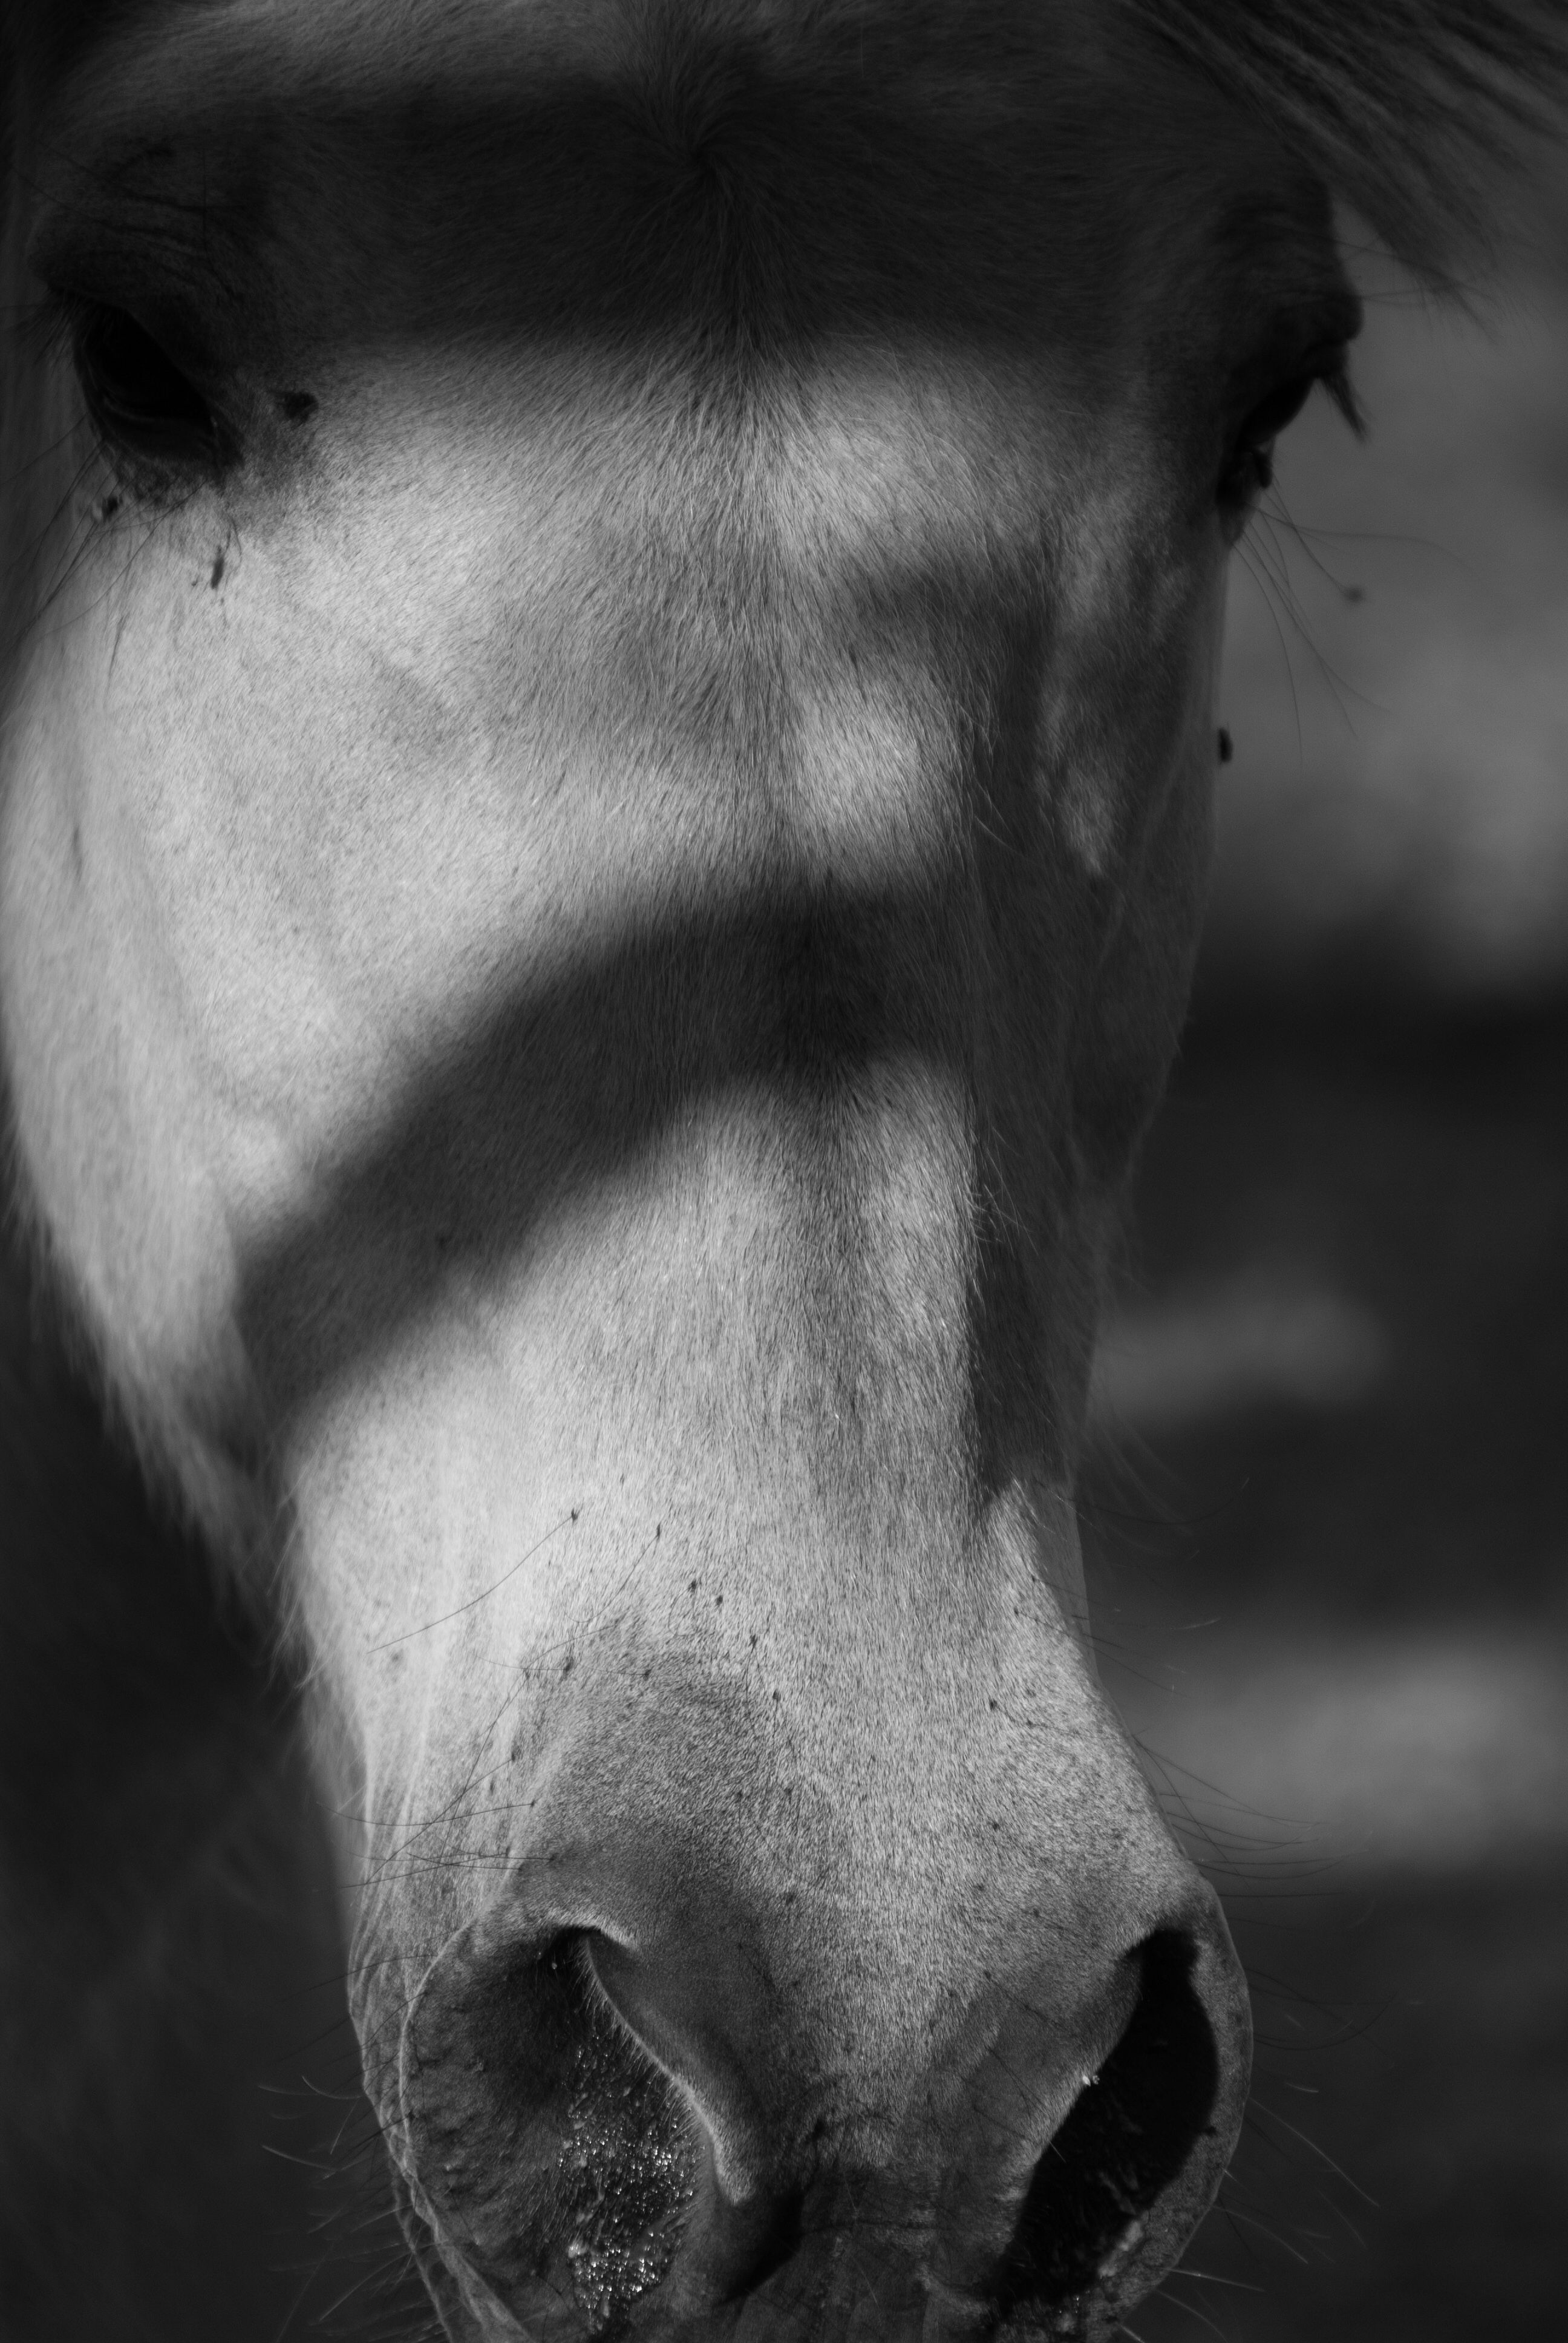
left=1219, top=346, right=1357, bottom=511
left=70, top=302, right=235, bottom=479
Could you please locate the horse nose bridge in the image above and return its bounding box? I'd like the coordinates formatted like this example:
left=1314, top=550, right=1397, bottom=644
left=511, top=1590, right=1186, bottom=1969
left=462, top=1621, right=1210, bottom=2134
left=487, top=1557, right=1197, bottom=2027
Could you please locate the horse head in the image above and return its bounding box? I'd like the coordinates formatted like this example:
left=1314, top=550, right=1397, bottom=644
left=1, top=4, right=1555, bottom=2337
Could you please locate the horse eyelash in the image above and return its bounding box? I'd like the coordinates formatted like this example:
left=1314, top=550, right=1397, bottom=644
left=1320, top=353, right=1365, bottom=439
left=7, top=288, right=113, bottom=486
left=8, top=284, right=78, bottom=370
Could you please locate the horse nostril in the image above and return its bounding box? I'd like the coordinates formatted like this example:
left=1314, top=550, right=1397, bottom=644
left=400, top=1918, right=704, bottom=2332
left=995, top=1929, right=1221, bottom=2314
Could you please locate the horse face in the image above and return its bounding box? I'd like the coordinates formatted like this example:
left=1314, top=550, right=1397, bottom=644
left=0, top=3, right=1361, bottom=2335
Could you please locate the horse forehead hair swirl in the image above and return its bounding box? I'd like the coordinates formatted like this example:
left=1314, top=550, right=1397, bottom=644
left=1, top=5, right=1560, bottom=2341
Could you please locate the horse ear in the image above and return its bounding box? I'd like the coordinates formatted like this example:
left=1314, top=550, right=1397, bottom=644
left=1131, top=0, right=1568, bottom=280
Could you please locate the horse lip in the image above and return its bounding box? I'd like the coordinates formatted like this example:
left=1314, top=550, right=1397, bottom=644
left=388, top=2156, right=515, bottom=2343
left=391, top=2105, right=1158, bottom=2343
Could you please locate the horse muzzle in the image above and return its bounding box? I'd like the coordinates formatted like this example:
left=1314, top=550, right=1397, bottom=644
left=388, top=1847, right=1250, bottom=2343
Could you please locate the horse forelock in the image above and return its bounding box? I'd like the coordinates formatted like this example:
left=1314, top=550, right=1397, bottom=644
left=8, top=0, right=1567, bottom=258
left=1129, top=0, right=1568, bottom=277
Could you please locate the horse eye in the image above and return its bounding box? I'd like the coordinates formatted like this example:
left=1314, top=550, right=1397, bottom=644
left=70, top=303, right=235, bottom=479
left=1218, top=349, right=1355, bottom=511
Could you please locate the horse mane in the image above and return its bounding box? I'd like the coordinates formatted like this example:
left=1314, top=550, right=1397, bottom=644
left=1131, top=0, right=1568, bottom=277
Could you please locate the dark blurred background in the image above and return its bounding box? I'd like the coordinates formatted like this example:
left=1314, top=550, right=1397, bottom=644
left=1081, top=188, right=1568, bottom=2341
left=6, top=205, right=1568, bottom=2343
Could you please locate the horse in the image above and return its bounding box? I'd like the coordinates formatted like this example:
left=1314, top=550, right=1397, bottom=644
left=1, top=5, right=1560, bottom=2339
